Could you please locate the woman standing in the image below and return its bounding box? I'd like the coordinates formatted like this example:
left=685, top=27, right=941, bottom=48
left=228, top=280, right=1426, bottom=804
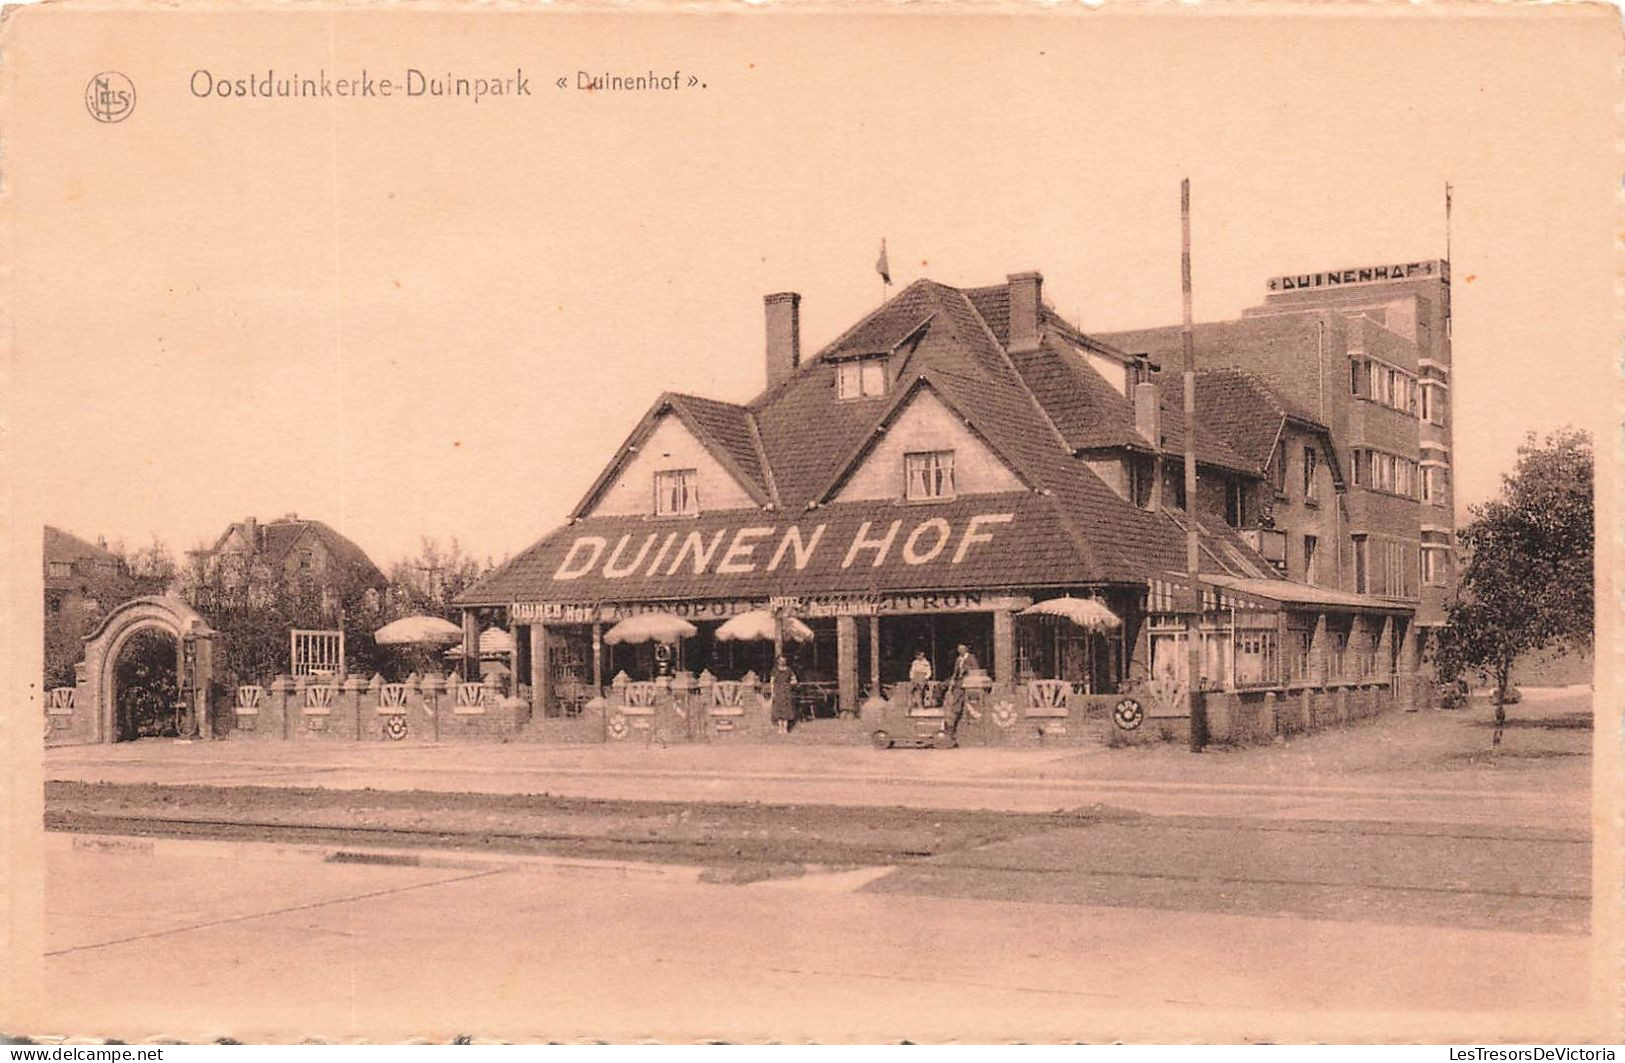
left=770, top=654, right=797, bottom=733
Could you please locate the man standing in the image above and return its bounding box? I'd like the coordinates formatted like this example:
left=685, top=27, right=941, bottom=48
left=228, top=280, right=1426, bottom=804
left=908, top=650, right=932, bottom=709
left=946, top=642, right=981, bottom=737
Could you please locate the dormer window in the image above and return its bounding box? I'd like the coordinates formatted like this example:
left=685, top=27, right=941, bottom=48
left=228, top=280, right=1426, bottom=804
left=905, top=450, right=956, bottom=501
left=836, top=357, right=887, bottom=400
left=654, top=468, right=700, bottom=516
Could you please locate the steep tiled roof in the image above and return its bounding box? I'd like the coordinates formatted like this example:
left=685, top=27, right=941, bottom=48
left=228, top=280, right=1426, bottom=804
left=44, top=525, right=118, bottom=566
left=1008, top=337, right=1143, bottom=451
left=1007, top=336, right=1258, bottom=473
left=1155, top=368, right=1327, bottom=473
left=206, top=517, right=385, bottom=587
left=665, top=393, right=774, bottom=505
left=460, top=493, right=1103, bottom=606
left=462, top=272, right=1285, bottom=607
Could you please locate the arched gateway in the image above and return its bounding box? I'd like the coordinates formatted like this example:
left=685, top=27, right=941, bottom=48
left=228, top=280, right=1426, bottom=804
left=79, top=596, right=218, bottom=743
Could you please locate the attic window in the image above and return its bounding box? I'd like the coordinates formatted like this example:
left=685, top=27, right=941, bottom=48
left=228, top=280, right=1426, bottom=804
left=654, top=468, right=700, bottom=516
left=836, top=357, right=887, bottom=400
left=905, top=450, right=956, bottom=501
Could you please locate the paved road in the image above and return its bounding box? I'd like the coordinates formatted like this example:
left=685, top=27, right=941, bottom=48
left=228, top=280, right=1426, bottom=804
left=31, top=691, right=1600, bottom=1041
left=37, top=834, right=1602, bottom=1044
left=42, top=693, right=1592, bottom=828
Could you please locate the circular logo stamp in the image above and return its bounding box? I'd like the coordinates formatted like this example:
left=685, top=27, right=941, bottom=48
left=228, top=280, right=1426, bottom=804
left=1113, top=697, right=1145, bottom=731
left=85, top=72, right=136, bottom=124
left=384, top=715, right=408, bottom=741
left=607, top=714, right=629, bottom=740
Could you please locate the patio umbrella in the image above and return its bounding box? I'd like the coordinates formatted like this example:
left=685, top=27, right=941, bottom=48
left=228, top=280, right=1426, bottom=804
left=1020, top=596, right=1122, bottom=632
left=375, top=615, right=464, bottom=646
left=603, top=612, right=697, bottom=646
left=715, top=609, right=814, bottom=643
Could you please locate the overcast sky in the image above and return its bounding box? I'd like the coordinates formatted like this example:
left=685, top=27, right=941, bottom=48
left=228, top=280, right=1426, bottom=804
left=10, top=8, right=1615, bottom=569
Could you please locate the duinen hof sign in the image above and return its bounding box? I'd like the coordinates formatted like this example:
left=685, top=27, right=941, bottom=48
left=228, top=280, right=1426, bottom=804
left=1267, top=259, right=1446, bottom=293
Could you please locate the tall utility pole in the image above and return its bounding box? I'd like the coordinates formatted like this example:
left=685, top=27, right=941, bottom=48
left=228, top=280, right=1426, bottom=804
left=1181, top=178, right=1208, bottom=752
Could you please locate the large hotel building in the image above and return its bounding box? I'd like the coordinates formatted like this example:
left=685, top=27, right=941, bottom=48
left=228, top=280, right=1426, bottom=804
left=457, top=259, right=1456, bottom=744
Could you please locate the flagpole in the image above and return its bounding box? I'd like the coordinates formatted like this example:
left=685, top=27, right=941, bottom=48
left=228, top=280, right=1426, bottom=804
left=1444, top=181, right=1453, bottom=263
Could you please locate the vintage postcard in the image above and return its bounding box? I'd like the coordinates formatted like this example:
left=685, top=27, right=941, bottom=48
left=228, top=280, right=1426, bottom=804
left=1, top=0, right=1619, bottom=1046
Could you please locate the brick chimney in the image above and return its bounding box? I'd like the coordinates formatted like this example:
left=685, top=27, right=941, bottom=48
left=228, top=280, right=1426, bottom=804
left=243, top=516, right=259, bottom=549
left=1134, top=381, right=1161, bottom=447
left=764, top=292, right=801, bottom=390
left=1007, top=272, right=1043, bottom=353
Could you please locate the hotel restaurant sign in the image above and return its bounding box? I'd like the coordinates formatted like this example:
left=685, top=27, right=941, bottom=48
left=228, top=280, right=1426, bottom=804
left=1267, top=259, right=1447, bottom=293
left=508, top=510, right=1032, bottom=624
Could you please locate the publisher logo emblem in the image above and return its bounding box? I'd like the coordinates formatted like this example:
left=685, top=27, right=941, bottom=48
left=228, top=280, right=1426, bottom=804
left=85, top=72, right=136, bottom=123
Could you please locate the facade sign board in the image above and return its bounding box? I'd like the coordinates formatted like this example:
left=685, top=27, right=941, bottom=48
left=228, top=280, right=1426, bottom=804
left=1267, top=260, right=1446, bottom=293
left=512, top=599, right=762, bottom=624
left=513, top=593, right=1032, bottom=624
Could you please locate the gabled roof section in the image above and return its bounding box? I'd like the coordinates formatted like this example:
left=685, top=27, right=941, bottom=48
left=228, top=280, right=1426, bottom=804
left=570, top=392, right=776, bottom=519
left=1007, top=335, right=1260, bottom=475
left=44, top=525, right=119, bottom=566
left=201, top=517, right=386, bottom=586
left=809, top=372, right=1041, bottom=506
left=457, top=492, right=1115, bottom=607
left=1156, top=368, right=1341, bottom=484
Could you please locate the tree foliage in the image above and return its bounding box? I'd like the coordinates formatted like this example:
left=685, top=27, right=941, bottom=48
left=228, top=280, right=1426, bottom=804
left=177, top=549, right=386, bottom=685
left=1433, top=429, right=1593, bottom=708
left=174, top=536, right=495, bottom=685
left=43, top=536, right=179, bottom=688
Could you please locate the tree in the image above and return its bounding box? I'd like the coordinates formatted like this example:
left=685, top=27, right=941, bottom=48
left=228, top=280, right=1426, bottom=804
left=380, top=537, right=492, bottom=623
left=177, top=547, right=388, bottom=686
left=1434, top=428, right=1592, bottom=738
left=371, top=539, right=497, bottom=680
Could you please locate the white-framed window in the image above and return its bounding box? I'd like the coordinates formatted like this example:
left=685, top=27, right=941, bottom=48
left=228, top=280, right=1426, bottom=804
left=836, top=357, right=888, bottom=400
left=1421, top=381, right=1449, bottom=426
left=1353, top=535, right=1369, bottom=594
left=1422, top=546, right=1449, bottom=586
left=1384, top=540, right=1416, bottom=598
left=1422, top=465, right=1449, bottom=505
left=1362, top=359, right=1419, bottom=415
left=1302, top=446, right=1319, bottom=502
left=1303, top=534, right=1319, bottom=586
left=904, top=450, right=956, bottom=501
left=47, top=561, right=71, bottom=579
left=654, top=468, right=700, bottom=516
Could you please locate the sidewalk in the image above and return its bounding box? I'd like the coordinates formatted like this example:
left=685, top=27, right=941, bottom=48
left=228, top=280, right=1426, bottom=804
left=44, top=687, right=1592, bottom=826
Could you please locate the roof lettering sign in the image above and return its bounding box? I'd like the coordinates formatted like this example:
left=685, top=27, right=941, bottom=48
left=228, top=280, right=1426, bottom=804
left=1267, top=260, right=1447, bottom=293
left=554, top=513, right=1015, bottom=584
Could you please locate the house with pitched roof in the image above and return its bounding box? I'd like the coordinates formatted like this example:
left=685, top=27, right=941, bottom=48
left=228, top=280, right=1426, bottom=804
left=460, top=271, right=1427, bottom=739
left=189, top=514, right=386, bottom=617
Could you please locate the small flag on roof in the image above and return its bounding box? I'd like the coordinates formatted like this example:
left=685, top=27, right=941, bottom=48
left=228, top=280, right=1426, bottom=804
left=876, top=238, right=891, bottom=286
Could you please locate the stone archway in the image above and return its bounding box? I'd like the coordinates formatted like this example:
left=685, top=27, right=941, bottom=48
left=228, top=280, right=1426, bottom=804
left=81, top=596, right=218, bottom=743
